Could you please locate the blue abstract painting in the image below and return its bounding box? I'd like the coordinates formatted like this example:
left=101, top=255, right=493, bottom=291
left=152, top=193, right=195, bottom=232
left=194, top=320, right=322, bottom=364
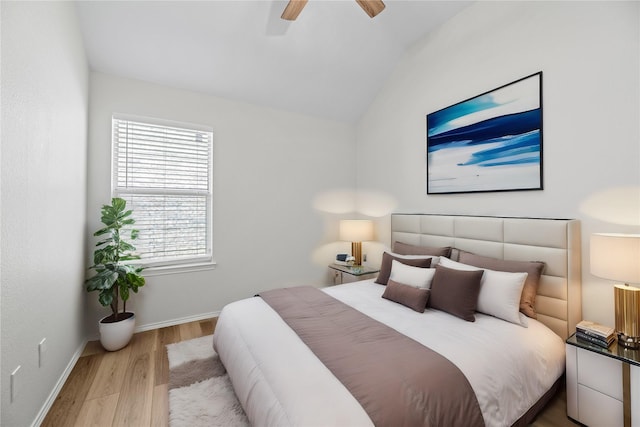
left=427, top=72, right=542, bottom=194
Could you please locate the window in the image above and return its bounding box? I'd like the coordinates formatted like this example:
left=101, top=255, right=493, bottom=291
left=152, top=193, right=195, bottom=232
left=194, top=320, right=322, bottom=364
left=112, top=115, right=213, bottom=272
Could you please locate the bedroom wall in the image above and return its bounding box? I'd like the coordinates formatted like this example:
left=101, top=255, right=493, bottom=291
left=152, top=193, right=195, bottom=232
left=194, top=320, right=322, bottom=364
left=356, top=1, right=640, bottom=328
left=87, top=72, right=356, bottom=334
left=0, top=2, right=89, bottom=426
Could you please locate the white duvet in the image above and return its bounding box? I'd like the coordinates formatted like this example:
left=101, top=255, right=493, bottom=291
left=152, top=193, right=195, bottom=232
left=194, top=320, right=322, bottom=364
left=212, top=280, right=565, bottom=427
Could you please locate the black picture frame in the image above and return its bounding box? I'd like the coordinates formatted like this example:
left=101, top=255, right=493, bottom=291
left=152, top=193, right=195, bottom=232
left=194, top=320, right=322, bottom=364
left=426, top=72, right=543, bottom=194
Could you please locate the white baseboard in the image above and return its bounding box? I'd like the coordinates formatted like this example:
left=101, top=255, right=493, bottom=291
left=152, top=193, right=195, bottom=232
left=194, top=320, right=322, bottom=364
left=85, top=310, right=222, bottom=341
left=31, top=339, right=87, bottom=427
left=135, top=310, right=221, bottom=333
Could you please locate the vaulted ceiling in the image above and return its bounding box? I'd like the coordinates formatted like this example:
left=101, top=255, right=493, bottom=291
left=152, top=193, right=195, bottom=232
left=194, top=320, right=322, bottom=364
left=75, top=1, right=471, bottom=122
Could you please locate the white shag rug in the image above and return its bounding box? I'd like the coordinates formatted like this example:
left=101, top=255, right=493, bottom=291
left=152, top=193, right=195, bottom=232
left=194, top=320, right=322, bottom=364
left=166, top=335, right=249, bottom=427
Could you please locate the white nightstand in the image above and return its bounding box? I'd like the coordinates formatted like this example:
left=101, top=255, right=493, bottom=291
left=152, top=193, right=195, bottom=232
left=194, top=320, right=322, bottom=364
left=566, top=333, right=640, bottom=427
left=328, top=264, right=379, bottom=285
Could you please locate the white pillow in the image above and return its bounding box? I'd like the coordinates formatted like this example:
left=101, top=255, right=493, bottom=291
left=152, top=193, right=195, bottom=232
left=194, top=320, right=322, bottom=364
left=438, top=257, right=477, bottom=271
left=389, top=260, right=436, bottom=289
left=390, top=252, right=440, bottom=266
left=438, top=257, right=528, bottom=326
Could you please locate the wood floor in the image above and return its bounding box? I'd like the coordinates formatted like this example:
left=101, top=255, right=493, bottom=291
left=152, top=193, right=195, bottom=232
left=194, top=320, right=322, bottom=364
left=41, top=318, right=216, bottom=427
left=42, top=317, right=576, bottom=427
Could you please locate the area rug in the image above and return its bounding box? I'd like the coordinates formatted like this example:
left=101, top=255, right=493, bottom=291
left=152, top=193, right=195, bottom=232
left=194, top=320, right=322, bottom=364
left=166, top=335, right=249, bottom=427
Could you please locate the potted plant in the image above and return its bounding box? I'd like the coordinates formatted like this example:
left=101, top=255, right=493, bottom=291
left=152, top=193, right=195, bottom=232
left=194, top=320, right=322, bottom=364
left=85, top=197, right=146, bottom=351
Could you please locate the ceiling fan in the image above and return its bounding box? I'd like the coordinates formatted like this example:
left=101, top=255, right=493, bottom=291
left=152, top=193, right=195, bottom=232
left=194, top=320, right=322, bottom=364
left=281, top=0, right=386, bottom=21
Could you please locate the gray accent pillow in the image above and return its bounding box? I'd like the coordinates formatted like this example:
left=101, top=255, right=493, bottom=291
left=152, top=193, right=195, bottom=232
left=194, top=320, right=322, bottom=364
left=429, top=265, right=483, bottom=322
left=392, top=241, right=452, bottom=258
left=458, top=252, right=545, bottom=319
left=382, top=279, right=431, bottom=313
left=375, top=252, right=432, bottom=285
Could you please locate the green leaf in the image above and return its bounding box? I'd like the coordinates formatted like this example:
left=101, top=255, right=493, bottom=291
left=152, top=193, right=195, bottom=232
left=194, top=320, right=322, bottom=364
left=95, top=238, right=114, bottom=247
left=119, top=241, right=136, bottom=252
left=93, top=271, right=118, bottom=290
left=101, top=209, right=117, bottom=227
left=119, top=284, right=130, bottom=302
left=98, top=290, right=114, bottom=307
left=94, top=247, right=117, bottom=265
left=128, top=273, right=145, bottom=289
left=85, top=275, right=103, bottom=292
left=112, top=198, right=127, bottom=212
left=93, top=227, right=112, bottom=237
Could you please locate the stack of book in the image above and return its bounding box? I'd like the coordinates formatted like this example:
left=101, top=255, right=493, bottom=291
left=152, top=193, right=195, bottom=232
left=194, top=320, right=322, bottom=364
left=576, top=320, right=615, bottom=348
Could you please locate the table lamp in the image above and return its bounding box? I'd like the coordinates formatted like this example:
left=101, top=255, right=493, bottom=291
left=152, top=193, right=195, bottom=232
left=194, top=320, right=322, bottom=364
left=590, top=233, right=640, bottom=348
left=339, top=219, right=373, bottom=266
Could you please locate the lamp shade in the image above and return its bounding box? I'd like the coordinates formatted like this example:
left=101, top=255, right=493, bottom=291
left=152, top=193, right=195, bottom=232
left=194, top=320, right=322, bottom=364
left=590, top=233, right=640, bottom=283
left=339, top=220, right=374, bottom=242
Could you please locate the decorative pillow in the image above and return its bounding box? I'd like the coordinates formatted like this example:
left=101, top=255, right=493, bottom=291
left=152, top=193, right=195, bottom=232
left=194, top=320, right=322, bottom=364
left=458, top=252, right=545, bottom=319
left=437, top=257, right=478, bottom=271
left=389, top=260, right=436, bottom=289
left=382, top=279, right=431, bottom=313
left=477, top=271, right=528, bottom=325
left=392, top=241, right=452, bottom=258
left=438, top=257, right=528, bottom=326
left=375, top=252, right=432, bottom=285
left=429, top=265, right=483, bottom=322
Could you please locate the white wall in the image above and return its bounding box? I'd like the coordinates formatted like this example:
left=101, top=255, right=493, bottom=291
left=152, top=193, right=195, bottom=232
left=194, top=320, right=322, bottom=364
left=87, top=72, right=356, bottom=333
left=356, top=1, right=640, bottom=327
left=0, top=2, right=89, bottom=426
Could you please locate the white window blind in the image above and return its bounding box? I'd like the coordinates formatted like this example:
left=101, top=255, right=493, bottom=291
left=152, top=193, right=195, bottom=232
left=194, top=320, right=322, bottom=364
left=112, top=115, right=213, bottom=269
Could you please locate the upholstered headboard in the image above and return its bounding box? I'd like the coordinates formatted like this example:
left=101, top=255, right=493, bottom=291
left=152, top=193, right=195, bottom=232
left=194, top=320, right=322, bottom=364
left=391, top=214, right=582, bottom=340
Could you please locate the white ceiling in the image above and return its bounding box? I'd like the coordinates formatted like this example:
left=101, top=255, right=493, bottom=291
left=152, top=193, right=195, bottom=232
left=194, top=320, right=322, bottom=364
left=75, top=0, right=471, bottom=122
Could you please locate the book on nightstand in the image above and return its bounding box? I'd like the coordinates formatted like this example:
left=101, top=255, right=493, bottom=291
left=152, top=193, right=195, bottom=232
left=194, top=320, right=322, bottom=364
left=575, top=331, right=614, bottom=348
left=576, top=320, right=615, bottom=348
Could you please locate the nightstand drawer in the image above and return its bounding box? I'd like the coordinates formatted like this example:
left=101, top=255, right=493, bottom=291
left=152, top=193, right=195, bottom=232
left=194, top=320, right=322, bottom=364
left=578, top=384, right=624, bottom=427
left=577, top=348, right=623, bottom=400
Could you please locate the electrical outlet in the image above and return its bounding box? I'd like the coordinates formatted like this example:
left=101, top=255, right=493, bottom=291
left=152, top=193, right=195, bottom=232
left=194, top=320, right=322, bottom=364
left=39, top=338, right=47, bottom=368
left=363, top=253, right=367, bottom=262
left=11, top=365, right=20, bottom=403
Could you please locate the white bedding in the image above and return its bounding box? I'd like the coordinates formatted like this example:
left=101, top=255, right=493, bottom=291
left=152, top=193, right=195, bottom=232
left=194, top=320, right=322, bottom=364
left=212, top=280, right=566, bottom=427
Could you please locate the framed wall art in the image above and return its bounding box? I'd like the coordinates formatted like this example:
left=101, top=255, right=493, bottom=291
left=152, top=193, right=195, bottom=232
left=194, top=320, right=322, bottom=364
left=426, top=72, right=543, bottom=194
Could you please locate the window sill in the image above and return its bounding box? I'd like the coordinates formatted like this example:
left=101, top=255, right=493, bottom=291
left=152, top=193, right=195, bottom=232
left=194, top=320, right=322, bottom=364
left=143, top=260, right=217, bottom=277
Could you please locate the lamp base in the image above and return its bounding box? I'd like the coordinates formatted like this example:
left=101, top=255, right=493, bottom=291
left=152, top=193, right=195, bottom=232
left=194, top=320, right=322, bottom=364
left=617, top=332, right=640, bottom=349
left=614, top=284, right=640, bottom=349
left=351, top=242, right=363, bottom=266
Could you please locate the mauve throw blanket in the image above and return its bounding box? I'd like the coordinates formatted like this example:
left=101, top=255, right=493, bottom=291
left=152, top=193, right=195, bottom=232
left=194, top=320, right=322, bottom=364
left=259, top=286, right=484, bottom=427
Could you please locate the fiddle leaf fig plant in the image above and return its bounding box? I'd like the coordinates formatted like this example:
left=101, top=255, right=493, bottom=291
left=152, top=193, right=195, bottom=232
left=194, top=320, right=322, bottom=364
left=85, top=198, right=145, bottom=322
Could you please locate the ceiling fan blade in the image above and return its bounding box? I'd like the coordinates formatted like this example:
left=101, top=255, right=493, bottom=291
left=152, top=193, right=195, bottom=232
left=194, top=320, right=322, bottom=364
left=355, top=0, right=385, bottom=18
left=281, top=0, right=308, bottom=21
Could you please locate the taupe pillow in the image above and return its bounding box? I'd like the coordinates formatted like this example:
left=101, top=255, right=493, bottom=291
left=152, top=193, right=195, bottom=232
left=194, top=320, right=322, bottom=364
left=429, top=265, right=483, bottom=322
left=375, top=252, right=432, bottom=285
left=382, top=279, right=431, bottom=313
left=393, top=241, right=452, bottom=258
left=458, top=252, right=545, bottom=319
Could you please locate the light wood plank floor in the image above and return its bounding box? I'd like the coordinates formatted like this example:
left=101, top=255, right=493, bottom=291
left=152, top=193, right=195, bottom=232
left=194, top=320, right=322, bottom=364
left=42, top=318, right=216, bottom=427
left=42, top=318, right=576, bottom=426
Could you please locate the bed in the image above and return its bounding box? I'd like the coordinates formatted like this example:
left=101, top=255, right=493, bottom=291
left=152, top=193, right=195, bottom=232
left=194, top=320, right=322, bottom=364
left=213, top=214, right=582, bottom=426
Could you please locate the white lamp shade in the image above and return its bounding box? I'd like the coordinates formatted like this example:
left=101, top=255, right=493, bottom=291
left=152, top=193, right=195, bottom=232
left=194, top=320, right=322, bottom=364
left=590, top=233, right=640, bottom=284
left=339, top=220, right=374, bottom=242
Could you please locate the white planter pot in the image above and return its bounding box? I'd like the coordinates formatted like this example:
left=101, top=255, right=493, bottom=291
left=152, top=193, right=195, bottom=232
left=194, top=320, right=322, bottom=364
left=99, top=312, right=136, bottom=351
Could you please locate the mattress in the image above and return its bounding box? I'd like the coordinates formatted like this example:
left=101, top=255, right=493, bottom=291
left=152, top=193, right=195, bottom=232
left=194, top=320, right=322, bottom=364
left=212, top=280, right=566, bottom=427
